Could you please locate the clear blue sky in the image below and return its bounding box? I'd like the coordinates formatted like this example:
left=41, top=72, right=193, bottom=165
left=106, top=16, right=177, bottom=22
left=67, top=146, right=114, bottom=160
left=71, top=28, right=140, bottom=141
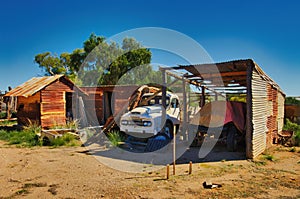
left=0, top=0, right=299, bottom=96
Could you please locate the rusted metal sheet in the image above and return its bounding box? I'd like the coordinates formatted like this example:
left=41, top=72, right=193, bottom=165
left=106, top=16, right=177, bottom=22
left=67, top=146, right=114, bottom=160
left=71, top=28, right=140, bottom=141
left=266, top=84, right=280, bottom=146
left=4, top=75, right=64, bottom=97
left=251, top=69, right=268, bottom=158
left=277, top=93, right=285, bottom=135
left=4, top=75, right=86, bottom=98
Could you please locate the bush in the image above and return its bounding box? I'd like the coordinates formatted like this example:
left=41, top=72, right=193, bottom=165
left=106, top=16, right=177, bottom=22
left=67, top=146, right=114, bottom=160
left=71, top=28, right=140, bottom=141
left=24, top=122, right=41, bottom=134
left=0, top=129, right=40, bottom=147
left=50, top=133, right=80, bottom=147
left=0, top=112, right=6, bottom=119
left=107, top=131, right=125, bottom=147
left=284, top=119, right=300, bottom=146
left=283, top=119, right=299, bottom=132
left=0, top=120, right=17, bottom=126
left=0, top=124, right=80, bottom=147
left=262, top=154, right=276, bottom=161
left=294, top=131, right=300, bottom=146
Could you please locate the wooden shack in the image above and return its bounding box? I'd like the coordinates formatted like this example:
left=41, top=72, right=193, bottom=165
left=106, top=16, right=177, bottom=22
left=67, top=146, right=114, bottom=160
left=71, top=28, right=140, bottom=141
left=4, top=75, right=85, bottom=129
left=81, top=85, right=139, bottom=126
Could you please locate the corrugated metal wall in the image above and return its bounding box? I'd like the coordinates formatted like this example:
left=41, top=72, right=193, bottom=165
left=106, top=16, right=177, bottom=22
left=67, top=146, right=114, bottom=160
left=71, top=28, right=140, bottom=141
left=251, top=70, right=268, bottom=157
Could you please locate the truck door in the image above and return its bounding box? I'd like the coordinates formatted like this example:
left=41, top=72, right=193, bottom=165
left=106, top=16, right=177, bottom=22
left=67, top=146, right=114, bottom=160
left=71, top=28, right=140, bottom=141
left=168, top=98, right=180, bottom=119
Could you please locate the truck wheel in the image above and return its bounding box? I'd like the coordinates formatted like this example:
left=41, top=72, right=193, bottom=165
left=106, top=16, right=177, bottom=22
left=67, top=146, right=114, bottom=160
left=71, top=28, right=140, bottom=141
left=164, top=122, right=174, bottom=139
left=227, top=124, right=237, bottom=152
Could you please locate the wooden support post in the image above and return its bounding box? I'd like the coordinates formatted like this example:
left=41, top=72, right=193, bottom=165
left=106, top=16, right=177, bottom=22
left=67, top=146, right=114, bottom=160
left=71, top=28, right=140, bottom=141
left=201, top=86, right=206, bottom=108
left=161, top=68, right=167, bottom=132
left=173, top=161, right=176, bottom=175
left=182, top=75, right=188, bottom=141
left=6, top=97, right=10, bottom=120
left=173, top=125, right=176, bottom=176
left=166, top=164, right=170, bottom=180
left=189, top=161, right=192, bottom=175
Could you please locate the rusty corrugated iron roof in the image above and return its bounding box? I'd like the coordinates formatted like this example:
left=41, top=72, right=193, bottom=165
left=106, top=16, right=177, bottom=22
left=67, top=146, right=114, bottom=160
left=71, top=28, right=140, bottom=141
left=4, top=75, right=76, bottom=97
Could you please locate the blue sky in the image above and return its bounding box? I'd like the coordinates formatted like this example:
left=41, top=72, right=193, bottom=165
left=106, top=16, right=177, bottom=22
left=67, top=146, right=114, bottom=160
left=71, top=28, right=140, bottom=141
left=0, top=0, right=299, bottom=96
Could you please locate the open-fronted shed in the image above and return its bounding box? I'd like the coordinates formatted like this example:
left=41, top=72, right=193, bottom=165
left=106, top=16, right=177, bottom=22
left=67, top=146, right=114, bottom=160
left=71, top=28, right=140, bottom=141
left=160, top=59, right=285, bottom=158
left=4, top=75, right=86, bottom=129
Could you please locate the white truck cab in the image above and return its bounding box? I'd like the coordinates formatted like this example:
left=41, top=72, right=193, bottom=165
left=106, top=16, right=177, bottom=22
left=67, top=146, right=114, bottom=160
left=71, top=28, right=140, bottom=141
left=120, top=91, right=180, bottom=139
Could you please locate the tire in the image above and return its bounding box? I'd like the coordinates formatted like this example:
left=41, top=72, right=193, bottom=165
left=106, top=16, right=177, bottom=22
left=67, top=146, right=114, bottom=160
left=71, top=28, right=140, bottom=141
left=226, top=123, right=237, bottom=152
left=164, top=122, right=174, bottom=139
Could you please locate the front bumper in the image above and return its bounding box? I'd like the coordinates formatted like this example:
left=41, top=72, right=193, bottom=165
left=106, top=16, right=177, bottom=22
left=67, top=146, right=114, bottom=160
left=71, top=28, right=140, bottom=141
left=120, top=126, right=157, bottom=138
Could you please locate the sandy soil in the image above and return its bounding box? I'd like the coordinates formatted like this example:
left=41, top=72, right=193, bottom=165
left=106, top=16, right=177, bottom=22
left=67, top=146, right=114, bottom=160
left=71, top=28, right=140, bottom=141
left=0, top=140, right=299, bottom=199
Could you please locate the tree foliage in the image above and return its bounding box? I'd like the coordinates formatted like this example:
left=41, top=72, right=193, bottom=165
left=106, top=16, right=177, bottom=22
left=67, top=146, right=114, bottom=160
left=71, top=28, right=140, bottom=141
left=34, top=33, right=157, bottom=86
left=285, top=97, right=300, bottom=105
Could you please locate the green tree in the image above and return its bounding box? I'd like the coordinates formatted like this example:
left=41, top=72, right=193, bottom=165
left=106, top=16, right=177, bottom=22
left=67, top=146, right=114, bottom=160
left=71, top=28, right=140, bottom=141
left=34, top=52, right=63, bottom=75
left=285, top=97, right=300, bottom=105
left=35, top=34, right=153, bottom=86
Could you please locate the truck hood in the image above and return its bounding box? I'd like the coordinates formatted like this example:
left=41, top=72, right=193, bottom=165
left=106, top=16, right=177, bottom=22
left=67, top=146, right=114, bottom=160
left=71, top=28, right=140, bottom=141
left=123, top=105, right=162, bottom=118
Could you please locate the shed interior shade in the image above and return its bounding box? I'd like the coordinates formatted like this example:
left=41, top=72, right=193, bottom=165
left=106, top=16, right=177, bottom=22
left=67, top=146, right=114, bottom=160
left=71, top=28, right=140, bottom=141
left=160, top=59, right=282, bottom=95
left=160, top=59, right=250, bottom=94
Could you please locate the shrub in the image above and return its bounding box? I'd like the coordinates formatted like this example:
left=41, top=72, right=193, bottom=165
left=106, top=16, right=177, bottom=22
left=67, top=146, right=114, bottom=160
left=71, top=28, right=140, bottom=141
left=50, top=119, right=79, bottom=130
left=283, top=119, right=300, bottom=146
left=283, top=119, right=299, bottom=132
left=50, top=133, right=79, bottom=147
left=107, top=130, right=125, bottom=147
left=0, top=119, right=17, bottom=126
left=0, top=112, right=6, bottom=119
left=262, top=154, right=276, bottom=162
left=24, top=121, right=41, bottom=134
left=49, top=133, right=81, bottom=147
left=0, top=126, right=80, bottom=147
left=0, top=129, right=40, bottom=147
left=293, top=131, right=300, bottom=146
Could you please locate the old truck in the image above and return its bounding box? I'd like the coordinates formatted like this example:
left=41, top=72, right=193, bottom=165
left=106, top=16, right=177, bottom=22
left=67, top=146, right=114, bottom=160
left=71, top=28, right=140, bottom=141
left=119, top=85, right=246, bottom=151
left=120, top=91, right=180, bottom=139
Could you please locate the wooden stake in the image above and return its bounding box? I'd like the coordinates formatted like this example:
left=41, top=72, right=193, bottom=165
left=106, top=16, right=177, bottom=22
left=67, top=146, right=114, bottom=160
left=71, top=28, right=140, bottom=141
left=173, top=125, right=176, bottom=175
left=166, top=164, right=170, bottom=180
left=189, top=161, right=192, bottom=175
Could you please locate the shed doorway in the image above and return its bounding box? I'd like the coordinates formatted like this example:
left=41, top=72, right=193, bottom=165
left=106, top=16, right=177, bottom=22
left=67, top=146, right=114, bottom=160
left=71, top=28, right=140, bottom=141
left=103, top=91, right=114, bottom=122
left=65, top=92, right=73, bottom=121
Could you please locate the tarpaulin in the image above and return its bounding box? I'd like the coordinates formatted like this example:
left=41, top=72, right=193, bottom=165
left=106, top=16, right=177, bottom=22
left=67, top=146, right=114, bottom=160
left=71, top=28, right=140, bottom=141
left=190, top=101, right=246, bottom=132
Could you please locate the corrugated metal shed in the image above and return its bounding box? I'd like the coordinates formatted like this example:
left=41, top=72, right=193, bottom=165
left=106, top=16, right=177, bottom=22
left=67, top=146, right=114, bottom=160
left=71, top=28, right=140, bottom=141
left=161, top=59, right=285, bottom=159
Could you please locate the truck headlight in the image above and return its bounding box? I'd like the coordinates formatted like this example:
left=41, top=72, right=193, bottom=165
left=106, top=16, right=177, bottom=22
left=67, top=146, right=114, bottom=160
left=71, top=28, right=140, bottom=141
left=121, top=120, right=128, bottom=125
left=143, top=121, right=152, bottom=127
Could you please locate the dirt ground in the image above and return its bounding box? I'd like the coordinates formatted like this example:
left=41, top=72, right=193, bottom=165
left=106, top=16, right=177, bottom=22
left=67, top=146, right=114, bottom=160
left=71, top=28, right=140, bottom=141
left=0, top=140, right=299, bottom=199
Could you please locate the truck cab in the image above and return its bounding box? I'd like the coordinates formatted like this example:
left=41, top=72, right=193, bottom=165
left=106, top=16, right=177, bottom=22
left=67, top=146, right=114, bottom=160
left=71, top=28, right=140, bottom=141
left=120, top=91, right=180, bottom=139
